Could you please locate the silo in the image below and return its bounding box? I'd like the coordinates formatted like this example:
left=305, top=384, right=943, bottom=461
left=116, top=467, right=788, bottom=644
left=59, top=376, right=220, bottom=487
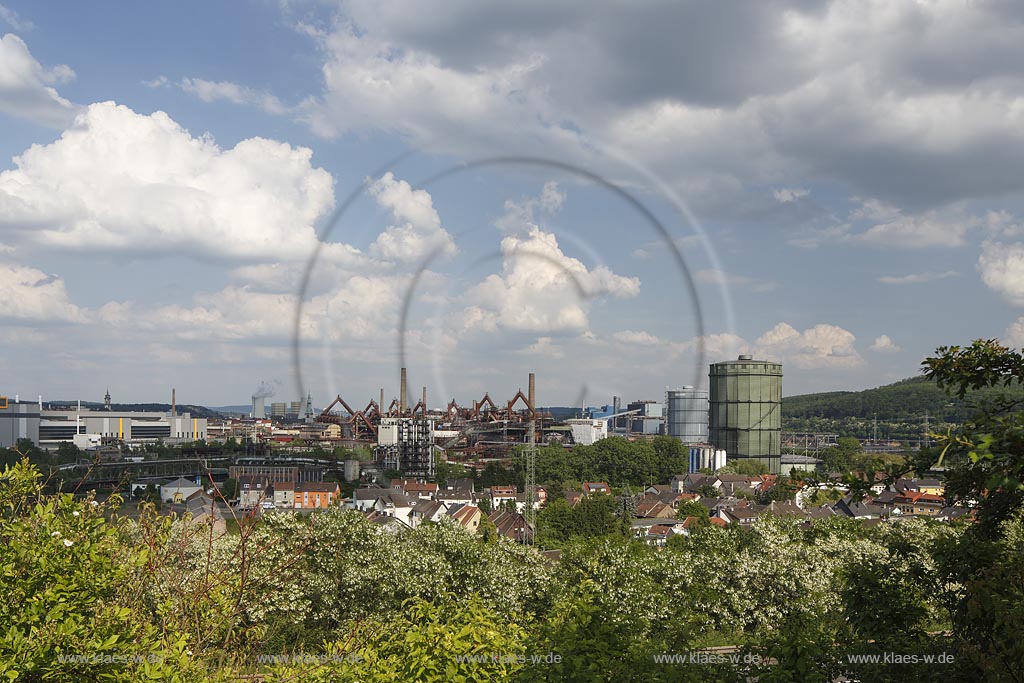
left=708, top=355, right=782, bottom=474
left=666, top=387, right=709, bottom=444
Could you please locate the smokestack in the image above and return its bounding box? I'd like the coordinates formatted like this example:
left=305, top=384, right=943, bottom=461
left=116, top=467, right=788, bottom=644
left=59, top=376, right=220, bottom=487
left=422, top=386, right=427, bottom=412
left=171, top=388, right=176, bottom=417
left=380, top=388, right=385, bottom=413
left=400, top=367, right=408, bottom=413
left=38, top=395, right=42, bottom=409
left=528, top=372, right=536, bottom=412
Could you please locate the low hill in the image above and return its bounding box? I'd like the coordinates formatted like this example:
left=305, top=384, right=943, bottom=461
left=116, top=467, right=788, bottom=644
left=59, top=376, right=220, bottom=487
left=783, top=375, right=1024, bottom=423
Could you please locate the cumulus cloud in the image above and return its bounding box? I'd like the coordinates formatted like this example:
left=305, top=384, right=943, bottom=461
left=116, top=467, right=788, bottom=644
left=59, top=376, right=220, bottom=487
left=753, top=322, right=864, bottom=369
left=466, top=227, right=639, bottom=333
left=612, top=330, right=662, bottom=346
left=0, top=101, right=336, bottom=261
left=1006, top=317, right=1024, bottom=347
left=878, top=271, right=958, bottom=285
left=516, top=336, right=564, bottom=358
left=979, top=240, right=1024, bottom=305
left=869, top=335, right=901, bottom=353
left=291, top=0, right=1024, bottom=214
left=495, top=181, right=565, bottom=234
left=0, top=33, right=78, bottom=127
left=0, top=260, right=85, bottom=322
left=368, top=172, right=457, bottom=264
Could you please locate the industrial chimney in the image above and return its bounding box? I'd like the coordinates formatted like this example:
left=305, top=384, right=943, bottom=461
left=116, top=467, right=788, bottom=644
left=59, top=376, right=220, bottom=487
left=422, top=386, right=427, bottom=413
left=171, top=388, right=176, bottom=417
left=400, top=367, right=408, bottom=413
left=528, top=372, right=536, bottom=413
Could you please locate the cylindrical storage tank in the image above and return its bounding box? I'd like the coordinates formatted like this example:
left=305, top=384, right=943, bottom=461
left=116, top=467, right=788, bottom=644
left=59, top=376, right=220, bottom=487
left=667, top=387, right=709, bottom=444
left=709, top=355, right=782, bottom=474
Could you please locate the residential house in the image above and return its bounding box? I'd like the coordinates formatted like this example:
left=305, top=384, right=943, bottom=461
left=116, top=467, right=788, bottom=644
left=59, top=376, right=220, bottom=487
left=447, top=503, right=482, bottom=533
left=635, top=499, right=677, bottom=519
left=488, top=509, right=534, bottom=543
left=237, top=475, right=272, bottom=510
left=582, top=482, right=610, bottom=496
left=364, top=509, right=411, bottom=532
left=392, top=478, right=439, bottom=500
left=273, top=481, right=296, bottom=509
left=161, top=477, right=204, bottom=504
left=900, top=478, right=945, bottom=496
left=565, top=491, right=584, bottom=507
left=351, top=486, right=389, bottom=511
left=372, top=491, right=416, bottom=526
left=410, top=499, right=448, bottom=528
left=487, top=485, right=518, bottom=510
left=294, top=481, right=340, bottom=509
left=645, top=524, right=675, bottom=546
left=893, top=491, right=945, bottom=516
left=166, top=491, right=226, bottom=535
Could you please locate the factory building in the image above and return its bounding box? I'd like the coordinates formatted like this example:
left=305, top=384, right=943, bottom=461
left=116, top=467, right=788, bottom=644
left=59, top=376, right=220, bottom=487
left=0, top=400, right=41, bottom=448
left=709, top=355, right=782, bottom=474
left=0, top=399, right=207, bottom=449
left=376, top=417, right=435, bottom=477
left=666, top=387, right=709, bottom=444
left=624, top=400, right=664, bottom=435
left=567, top=418, right=608, bottom=446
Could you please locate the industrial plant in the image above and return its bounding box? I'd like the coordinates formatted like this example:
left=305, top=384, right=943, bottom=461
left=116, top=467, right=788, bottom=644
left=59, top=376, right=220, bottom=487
left=1, top=354, right=784, bottom=475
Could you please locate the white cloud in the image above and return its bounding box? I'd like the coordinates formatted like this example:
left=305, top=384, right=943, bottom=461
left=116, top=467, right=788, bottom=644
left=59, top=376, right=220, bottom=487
left=869, top=334, right=901, bottom=353
left=516, top=336, right=564, bottom=358
left=754, top=322, right=864, bottom=369
left=878, top=270, right=958, bottom=285
left=848, top=206, right=975, bottom=248
left=611, top=330, right=662, bottom=346
left=0, top=101, right=336, bottom=261
left=466, top=226, right=639, bottom=333
left=179, top=77, right=288, bottom=115
left=291, top=1, right=1024, bottom=218
left=0, top=5, right=33, bottom=32
left=0, top=33, right=78, bottom=127
left=1006, top=317, right=1024, bottom=347
left=979, top=240, right=1024, bottom=306
left=368, top=172, right=457, bottom=264
left=0, top=260, right=85, bottom=322
left=773, top=187, right=808, bottom=203
left=495, top=181, right=565, bottom=234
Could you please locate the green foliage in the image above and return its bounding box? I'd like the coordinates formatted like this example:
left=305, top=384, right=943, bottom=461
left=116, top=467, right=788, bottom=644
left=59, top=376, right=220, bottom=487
left=268, top=596, right=528, bottom=683
left=514, top=437, right=688, bottom=489
left=0, top=460, right=197, bottom=681
left=676, top=500, right=708, bottom=520
left=536, top=496, right=628, bottom=547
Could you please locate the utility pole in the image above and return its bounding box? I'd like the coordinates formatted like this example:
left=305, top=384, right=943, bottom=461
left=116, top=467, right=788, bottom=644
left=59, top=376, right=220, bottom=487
left=524, top=371, right=538, bottom=546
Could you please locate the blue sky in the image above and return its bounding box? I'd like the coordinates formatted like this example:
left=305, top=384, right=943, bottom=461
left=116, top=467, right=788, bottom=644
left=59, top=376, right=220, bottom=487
left=1, top=0, right=1023, bottom=409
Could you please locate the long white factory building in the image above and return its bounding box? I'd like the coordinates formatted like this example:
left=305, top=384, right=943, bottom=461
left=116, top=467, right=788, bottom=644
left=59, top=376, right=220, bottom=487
left=0, top=399, right=207, bottom=449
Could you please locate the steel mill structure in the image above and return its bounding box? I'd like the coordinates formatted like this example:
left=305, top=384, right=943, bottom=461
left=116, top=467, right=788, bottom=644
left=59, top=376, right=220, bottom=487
left=313, top=368, right=546, bottom=474
left=708, top=354, right=783, bottom=474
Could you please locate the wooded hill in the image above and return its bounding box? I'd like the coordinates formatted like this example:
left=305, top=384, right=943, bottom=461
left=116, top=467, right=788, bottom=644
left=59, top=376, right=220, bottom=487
left=782, top=375, right=1024, bottom=423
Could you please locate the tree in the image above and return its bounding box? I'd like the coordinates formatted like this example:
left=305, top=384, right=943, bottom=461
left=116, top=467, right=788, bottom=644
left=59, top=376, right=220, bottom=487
left=677, top=500, right=708, bottom=520
left=920, top=339, right=1024, bottom=681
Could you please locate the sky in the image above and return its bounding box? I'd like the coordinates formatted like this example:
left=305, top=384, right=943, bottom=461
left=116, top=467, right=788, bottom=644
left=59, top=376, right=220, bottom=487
left=2, top=0, right=1024, bottom=409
